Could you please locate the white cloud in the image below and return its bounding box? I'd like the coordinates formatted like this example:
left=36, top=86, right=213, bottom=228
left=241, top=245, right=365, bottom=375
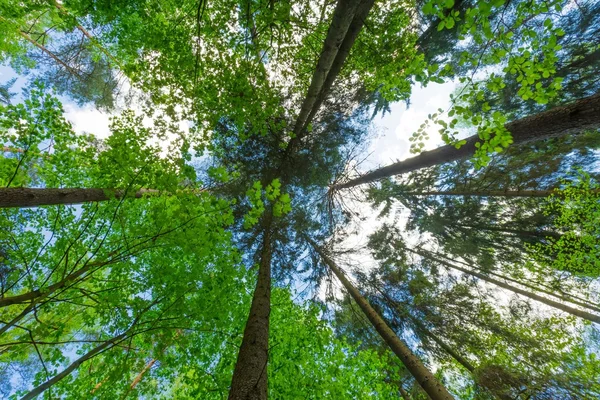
left=63, top=103, right=112, bottom=138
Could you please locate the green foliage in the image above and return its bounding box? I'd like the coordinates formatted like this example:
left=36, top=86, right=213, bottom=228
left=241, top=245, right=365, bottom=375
left=528, top=171, right=600, bottom=278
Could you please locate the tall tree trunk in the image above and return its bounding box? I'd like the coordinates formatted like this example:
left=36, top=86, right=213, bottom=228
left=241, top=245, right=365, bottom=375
left=430, top=250, right=600, bottom=314
left=374, top=286, right=476, bottom=372
left=332, top=93, right=600, bottom=190
left=311, top=242, right=455, bottom=400
left=228, top=223, right=273, bottom=400
left=20, top=331, right=129, bottom=400
left=0, top=187, right=159, bottom=208
left=292, top=0, right=362, bottom=137
left=301, top=0, right=376, bottom=133
left=411, top=248, right=600, bottom=324
left=398, top=189, right=600, bottom=198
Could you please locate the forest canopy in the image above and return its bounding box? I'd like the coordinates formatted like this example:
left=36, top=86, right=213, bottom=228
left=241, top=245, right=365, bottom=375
left=0, top=0, right=599, bottom=399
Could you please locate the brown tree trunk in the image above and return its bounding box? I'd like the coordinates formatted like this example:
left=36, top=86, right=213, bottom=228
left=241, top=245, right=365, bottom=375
left=301, top=0, right=376, bottom=133
left=411, top=248, right=600, bottom=324
left=228, top=224, right=273, bottom=400
left=311, top=242, right=455, bottom=400
left=375, top=287, right=476, bottom=373
left=0, top=187, right=159, bottom=208
left=292, top=0, right=362, bottom=137
left=332, top=93, right=600, bottom=190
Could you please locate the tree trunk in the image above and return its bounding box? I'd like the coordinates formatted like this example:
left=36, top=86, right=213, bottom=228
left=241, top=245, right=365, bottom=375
left=375, top=287, right=476, bottom=372
left=411, top=248, right=600, bottom=324
left=20, top=332, right=128, bottom=400
left=292, top=0, right=362, bottom=137
left=301, top=0, right=376, bottom=133
left=228, top=224, right=273, bottom=400
left=0, top=187, right=160, bottom=208
left=311, top=242, right=455, bottom=400
left=332, top=93, right=600, bottom=190
left=430, top=250, right=600, bottom=314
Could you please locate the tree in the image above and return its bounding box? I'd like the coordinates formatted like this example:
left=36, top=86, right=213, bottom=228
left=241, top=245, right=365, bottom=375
left=2, top=0, right=600, bottom=398
left=332, top=93, right=600, bottom=190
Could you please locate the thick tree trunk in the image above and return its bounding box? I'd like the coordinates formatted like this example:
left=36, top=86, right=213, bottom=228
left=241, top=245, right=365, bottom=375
left=301, top=0, right=376, bottom=133
left=228, top=225, right=273, bottom=400
left=311, top=243, right=455, bottom=400
left=292, top=0, right=362, bottom=137
left=20, top=332, right=128, bottom=400
left=0, top=187, right=159, bottom=208
left=399, top=189, right=600, bottom=198
left=411, top=248, right=600, bottom=324
left=333, top=93, right=600, bottom=190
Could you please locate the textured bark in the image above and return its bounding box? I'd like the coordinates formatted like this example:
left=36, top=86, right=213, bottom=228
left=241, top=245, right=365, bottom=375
left=412, top=248, right=600, bottom=324
left=301, top=0, right=376, bottom=133
left=21, top=332, right=128, bottom=400
left=399, top=189, right=600, bottom=198
left=333, top=93, right=600, bottom=190
left=312, top=243, right=455, bottom=400
left=0, top=187, right=159, bottom=208
left=228, top=225, right=273, bottom=400
left=292, top=0, right=362, bottom=136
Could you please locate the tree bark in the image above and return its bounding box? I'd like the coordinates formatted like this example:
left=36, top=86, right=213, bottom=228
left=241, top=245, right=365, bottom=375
left=411, top=248, right=600, bottom=324
left=332, top=93, right=600, bottom=190
left=0, top=188, right=159, bottom=208
left=20, top=332, right=128, bottom=400
left=311, top=242, right=455, bottom=400
left=228, top=223, right=273, bottom=400
left=301, top=0, right=376, bottom=133
left=292, top=0, right=362, bottom=137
